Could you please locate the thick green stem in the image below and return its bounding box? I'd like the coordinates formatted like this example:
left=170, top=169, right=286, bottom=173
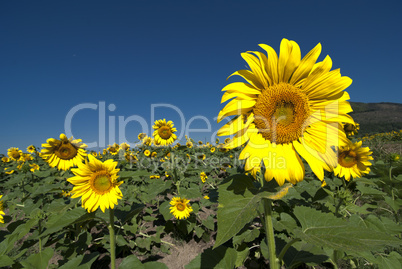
left=263, top=199, right=279, bottom=269
left=108, top=209, right=116, bottom=269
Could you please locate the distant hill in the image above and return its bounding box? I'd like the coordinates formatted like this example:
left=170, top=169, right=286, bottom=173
left=349, top=102, right=402, bottom=135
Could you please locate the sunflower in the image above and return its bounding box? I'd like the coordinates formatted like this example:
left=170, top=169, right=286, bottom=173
left=30, top=163, right=40, bottom=172
left=4, top=168, right=14, bottom=175
left=150, top=175, right=160, bottom=179
left=197, top=154, right=206, bottom=160
left=7, top=147, right=23, bottom=161
left=334, top=140, right=373, bottom=181
left=169, top=197, right=193, bottom=220
left=41, top=134, right=87, bottom=170
left=138, top=132, right=147, bottom=141
left=343, top=122, right=359, bottom=136
left=151, top=151, right=157, bottom=158
left=142, top=136, right=153, bottom=146
left=0, top=195, right=5, bottom=223
left=2, top=157, right=10, bottom=163
left=120, top=142, right=130, bottom=151
left=27, top=145, right=36, bottom=153
left=200, top=172, right=208, bottom=183
left=153, top=119, right=177, bottom=146
left=107, top=144, right=120, bottom=155
left=68, top=155, right=123, bottom=213
left=186, top=141, right=193, bottom=148
left=210, top=147, right=216, bottom=153
left=217, top=38, right=352, bottom=185
left=144, top=150, right=151, bottom=157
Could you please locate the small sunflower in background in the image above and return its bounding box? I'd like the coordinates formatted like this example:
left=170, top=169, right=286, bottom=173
left=343, top=122, right=360, bottom=137
left=27, top=145, right=36, bottom=153
left=0, top=195, right=5, bottom=223
left=151, top=151, right=157, bottom=158
left=120, top=142, right=130, bottom=151
left=41, top=134, right=87, bottom=170
left=334, top=140, right=373, bottom=181
left=29, top=163, right=40, bottom=172
left=142, top=136, right=153, bottom=146
left=197, top=154, right=206, bottom=160
left=186, top=141, right=193, bottom=148
left=144, top=150, right=151, bottom=157
left=153, top=119, right=177, bottom=146
left=68, top=155, right=123, bottom=213
left=169, top=197, right=193, bottom=220
left=107, top=144, right=120, bottom=155
left=200, top=172, right=208, bottom=183
left=210, top=147, right=216, bottom=153
left=7, top=147, right=23, bottom=161
left=2, top=157, right=10, bottom=163
left=138, top=132, right=146, bottom=141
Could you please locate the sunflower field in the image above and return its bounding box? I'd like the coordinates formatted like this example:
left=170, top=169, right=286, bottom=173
left=1, top=39, right=402, bottom=269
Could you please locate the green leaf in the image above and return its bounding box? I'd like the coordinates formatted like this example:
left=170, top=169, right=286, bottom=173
left=214, top=175, right=260, bottom=249
left=58, top=252, right=99, bottom=269
left=356, top=184, right=387, bottom=196
left=232, top=229, right=260, bottom=247
left=293, top=206, right=402, bottom=255
left=185, top=246, right=237, bottom=269
left=0, top=255, right=14, bottom=267
left=375, top=251, right=402, bottom=269
left=384, top=196, right=402, bottom=212
left=20, top=248, right=54, bottom=269
left=42, top=207, right=87, bottom=237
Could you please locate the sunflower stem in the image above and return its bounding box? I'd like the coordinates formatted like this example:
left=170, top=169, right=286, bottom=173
left=263, top=198, right=279, bottom=269
left=108, top=208, right=116, bottom=269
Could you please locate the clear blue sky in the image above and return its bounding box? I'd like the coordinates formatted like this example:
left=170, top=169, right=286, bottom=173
left=1, top=0, right=401, bottom=154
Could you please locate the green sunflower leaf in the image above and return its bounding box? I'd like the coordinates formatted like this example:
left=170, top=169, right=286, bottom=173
left=293, top=206, right=402, bottom=255
left=19, top=247, right=54, bottom=269
left=214, top=175, right=260, bottom=249
left=185, top=245, right=237, bottom=269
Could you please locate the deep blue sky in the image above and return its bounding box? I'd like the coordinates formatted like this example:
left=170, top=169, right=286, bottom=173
left=1, top=0, right=401, bottom=154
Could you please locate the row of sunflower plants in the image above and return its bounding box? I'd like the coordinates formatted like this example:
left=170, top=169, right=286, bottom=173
left=1, top=129, right=401, bottom=268
left=0, top=131, right=243, bottom=268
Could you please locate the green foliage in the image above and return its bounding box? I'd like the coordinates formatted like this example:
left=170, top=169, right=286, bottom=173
left=0, top=138, right=401, bottom=268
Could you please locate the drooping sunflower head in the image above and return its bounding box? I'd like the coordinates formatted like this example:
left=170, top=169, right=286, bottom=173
left=217, top=38, right=353, bottom=186
left=68, top=155, right=123, bottom=213
left=334, top=140, right=373, bottom=181
left=153, top=119, right=177, bottom=146
left=169, top=197, right=193, bottom=220
left=41, top=133, right=87, bottom=171
left=7, top=147, right=23, bottom=161
left=2, top=157, right=10, bottom=163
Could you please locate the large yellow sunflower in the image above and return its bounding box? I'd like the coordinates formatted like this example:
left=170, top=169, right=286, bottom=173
left=7, top=147, right=23, bottom=161
left=217, top=38, right=353, bottom=185
left=153, top=119, right=177, bottom=146
left=68, top=155, right=123, bottom=213
left=334, top=140, right=373, bottom=181
left=169, top=197, right=193, bottom=219
left=41, top=134, right=87, bottom=170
